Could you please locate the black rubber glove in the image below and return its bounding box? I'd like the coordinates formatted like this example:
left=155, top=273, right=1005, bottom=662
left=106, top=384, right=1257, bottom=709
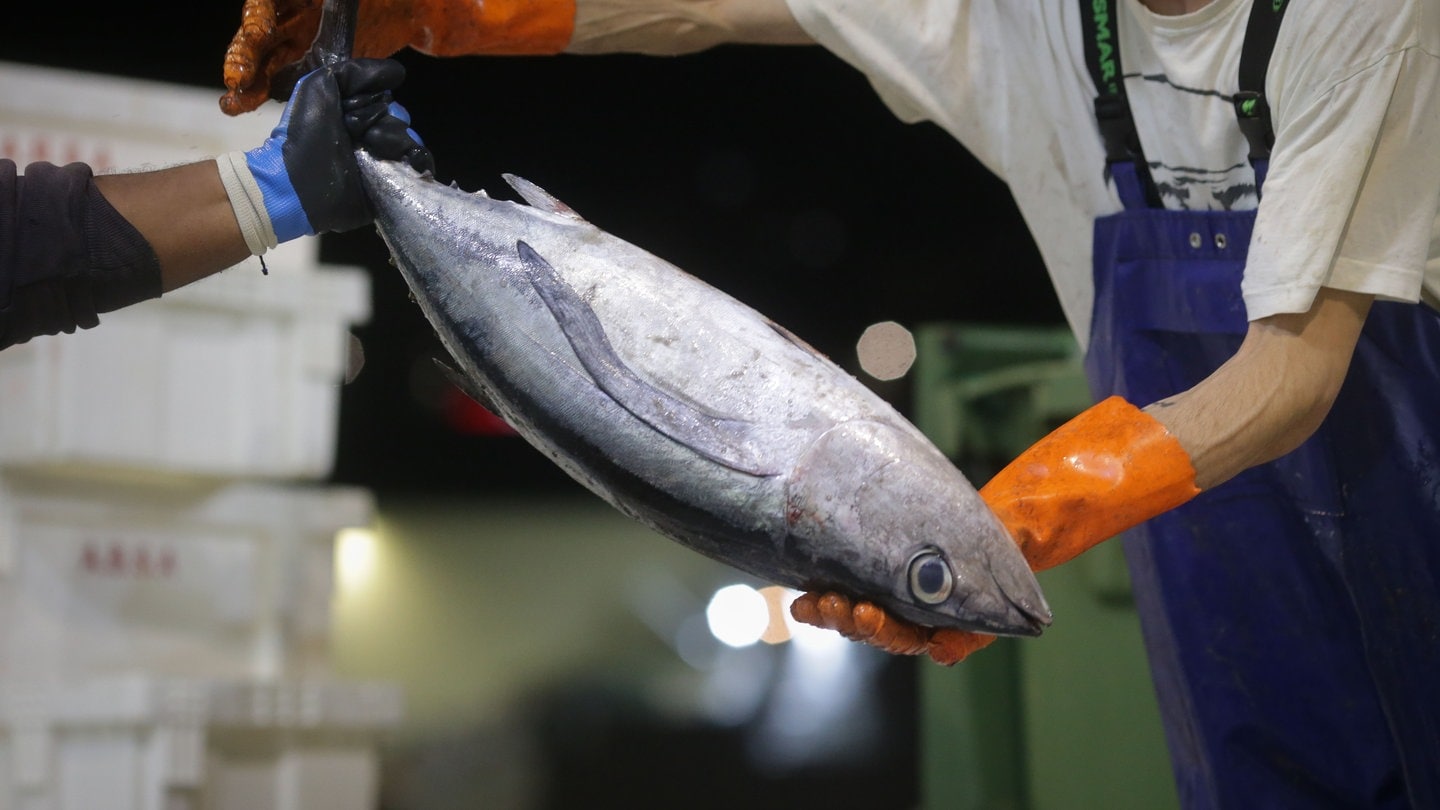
left=243, top=58, right=433, bottom=241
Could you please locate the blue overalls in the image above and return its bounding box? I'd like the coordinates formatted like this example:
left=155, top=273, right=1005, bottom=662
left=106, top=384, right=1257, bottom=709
left=1079, top=1, right=1440, bottom=806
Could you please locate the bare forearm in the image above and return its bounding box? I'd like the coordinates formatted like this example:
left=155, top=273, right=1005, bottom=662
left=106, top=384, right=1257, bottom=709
left=94, top=161, right=250, bottom=293
left=567, top=0, right=811, bottom=54
left=1144, top=288, right=1373, bottom=490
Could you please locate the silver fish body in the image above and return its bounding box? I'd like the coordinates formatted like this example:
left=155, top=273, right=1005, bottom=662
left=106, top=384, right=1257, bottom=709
left=358, top=152, right=1051, bottom=637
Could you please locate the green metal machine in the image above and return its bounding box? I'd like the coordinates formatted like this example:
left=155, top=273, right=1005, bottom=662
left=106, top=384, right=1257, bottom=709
left=912, top=324, right=1179, bottom=810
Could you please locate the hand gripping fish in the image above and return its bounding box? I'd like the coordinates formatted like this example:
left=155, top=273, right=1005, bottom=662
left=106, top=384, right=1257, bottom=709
left=357, top=152, right=1053, bottom=638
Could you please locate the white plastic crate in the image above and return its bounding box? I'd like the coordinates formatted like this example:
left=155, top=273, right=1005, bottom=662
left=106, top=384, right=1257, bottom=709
left=0, top=471, right=373, bottom=682
left=0, top=265, right=369, bottom=480
left=0, top=62, right=371, bottom=479
left=0, top=675, right=402, bottom=810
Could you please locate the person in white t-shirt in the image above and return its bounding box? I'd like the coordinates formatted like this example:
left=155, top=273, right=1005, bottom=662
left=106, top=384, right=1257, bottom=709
left=220, top=0, right=1440, bottom=804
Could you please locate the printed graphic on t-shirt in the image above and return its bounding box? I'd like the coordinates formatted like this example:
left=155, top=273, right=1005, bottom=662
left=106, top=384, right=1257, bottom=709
left=1149, top=159, right=1255, bottom=210
left=1128, top=70, right=1260, bottom=212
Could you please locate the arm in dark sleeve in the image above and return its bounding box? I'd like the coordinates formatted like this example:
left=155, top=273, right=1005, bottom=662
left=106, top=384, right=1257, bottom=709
left=0, top=159, right=163, bottom=350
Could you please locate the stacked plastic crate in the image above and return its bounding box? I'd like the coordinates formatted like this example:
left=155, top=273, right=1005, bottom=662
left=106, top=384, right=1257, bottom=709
left=0, top=62, right=402, bottom=810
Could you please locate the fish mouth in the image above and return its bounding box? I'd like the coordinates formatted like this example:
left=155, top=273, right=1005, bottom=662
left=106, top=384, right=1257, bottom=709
left=967, top=571, right=1053, bottom=638
left=1000, top=588, right=1054, bottom=637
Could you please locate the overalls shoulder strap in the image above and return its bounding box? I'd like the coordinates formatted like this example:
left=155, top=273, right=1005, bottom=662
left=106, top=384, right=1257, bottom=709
left=1234, top=0, right=1291, bottom=164
left=1080, top=0, right=1162, bottom=208
left=1079, top=0, right=1294, bottom=203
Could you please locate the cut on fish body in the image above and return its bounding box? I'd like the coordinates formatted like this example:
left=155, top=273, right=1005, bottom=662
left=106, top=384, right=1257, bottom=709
left=358, top=152, right=1052, bottom=637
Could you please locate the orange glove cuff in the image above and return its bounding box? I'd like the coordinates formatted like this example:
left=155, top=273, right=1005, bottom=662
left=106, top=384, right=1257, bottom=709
left=388, top=0, right=576, bottom=57
left=222, top=0, right=577, bottom=115
left=979, top=396, right=1199, bottom=572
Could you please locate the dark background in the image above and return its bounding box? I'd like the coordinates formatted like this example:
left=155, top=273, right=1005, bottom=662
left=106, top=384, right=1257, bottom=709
left=3, top=1, right=1060, bottom=496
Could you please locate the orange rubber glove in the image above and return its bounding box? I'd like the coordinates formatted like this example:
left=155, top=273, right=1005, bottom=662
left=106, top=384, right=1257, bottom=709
left=792, top=396, right=1201, bottom=665
left=222, top=0, right=576, bottom=115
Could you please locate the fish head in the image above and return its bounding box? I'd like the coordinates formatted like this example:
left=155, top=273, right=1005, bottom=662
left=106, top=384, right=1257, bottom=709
left=787, top=421, right=1052, bottom=637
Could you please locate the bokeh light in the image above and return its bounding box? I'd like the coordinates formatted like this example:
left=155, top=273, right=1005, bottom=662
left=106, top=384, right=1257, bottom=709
left=856, top=321, right=917, bottom=381
left=706, top=584, right=770, bottom=648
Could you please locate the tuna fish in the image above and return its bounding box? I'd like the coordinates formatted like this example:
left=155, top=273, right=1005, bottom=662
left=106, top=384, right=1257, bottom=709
left=357, top=152, right=1051, bottom=637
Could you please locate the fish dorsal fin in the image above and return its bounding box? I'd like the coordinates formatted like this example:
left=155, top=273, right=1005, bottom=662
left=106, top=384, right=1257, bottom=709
left=515, top=241, right=781, bottom=477
left=503, top=174, right=585, bottom=221
left=765, top=318, right=831, bottom=363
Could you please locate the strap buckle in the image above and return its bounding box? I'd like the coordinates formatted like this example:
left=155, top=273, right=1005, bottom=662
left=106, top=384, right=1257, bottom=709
left=1095, top=95, right=1139, bottom=163
left=1232, top=91, right=1275, bottom=160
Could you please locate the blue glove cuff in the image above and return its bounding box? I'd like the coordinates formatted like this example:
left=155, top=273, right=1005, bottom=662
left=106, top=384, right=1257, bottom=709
left=244, top=142, right=315, bottom=244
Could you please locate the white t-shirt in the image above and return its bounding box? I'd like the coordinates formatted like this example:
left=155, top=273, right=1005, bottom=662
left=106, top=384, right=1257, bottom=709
left=784, top=0, right=1440, bottom=346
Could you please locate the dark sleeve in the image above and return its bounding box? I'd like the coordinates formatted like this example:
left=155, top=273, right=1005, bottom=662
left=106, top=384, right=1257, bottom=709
left=0, top=159, right=163, bottom=350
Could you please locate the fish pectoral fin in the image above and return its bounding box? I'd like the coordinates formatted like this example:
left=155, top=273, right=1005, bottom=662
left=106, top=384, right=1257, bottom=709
left=515, top=240, right=782, bottom=478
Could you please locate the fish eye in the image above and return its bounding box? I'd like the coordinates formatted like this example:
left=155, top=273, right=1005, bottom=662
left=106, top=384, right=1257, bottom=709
left=908, top=551, right=953, bottom=605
